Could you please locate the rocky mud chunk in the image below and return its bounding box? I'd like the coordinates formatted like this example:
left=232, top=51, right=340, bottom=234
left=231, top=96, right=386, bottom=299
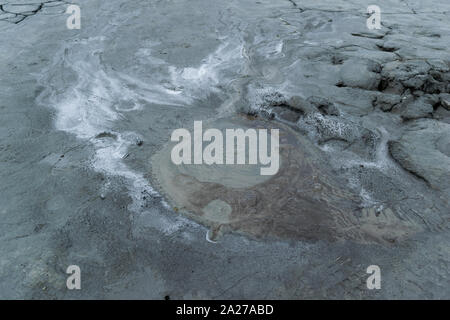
left=376, top=40, right=400, bottom=52
left=256, top=94, right=313, bottom=122
left=258, top=93, right=378, bottom=159
left=380, top=60, right=450, bottom=95
left=298, top=113, right=380, bottom=159
left=395, top=96, right=434, bottom=121
left=306, top=96, right=340, bottom=116
left=389, top=119, right=450, bottom=193
left=373, top=93, right=402, bottom=112
left=337, top=59, right=381, bottom=90
left=271, top=106, right=301, bottom=122
left=282, top=96, right=340, bottom=117
left=433, top=107, right=450, bottom=124
left=286, top=96, right=317, bottom=114
left=265, top=95, right=340, bottom=122
left=440, top=93, right=450, bottom=111
left=260, top=91, right=286, bottom=108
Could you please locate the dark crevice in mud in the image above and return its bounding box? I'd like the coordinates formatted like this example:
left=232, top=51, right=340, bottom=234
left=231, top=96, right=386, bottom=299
left=270, top=101, right=305, bottom=116
left=287, top=0, right=297, bottom=7
left=378, top=79, right=389, bottom=92
left=331, top=54, right=345, bottom=65
left=253, top=93, right=341, bottom=122
left=376, top=44, right=399, bottom=52
left=401, top=116, right=432, bottom=123
left=351, top=32, right=385, bottom=40
left=388, top=141, right=431, bottom=186
left=318, top=137, right=350, bottom=146
left=285, top=0, right=305, bottom=13
left=400, top=0, right=417, bottom=14
left=387, top=141, right=433, bottom=189
left=95, top=132, right=118, bottom=140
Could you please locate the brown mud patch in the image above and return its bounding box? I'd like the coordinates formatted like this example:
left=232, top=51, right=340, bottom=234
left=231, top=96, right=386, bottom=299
left=152, top=116, right=420, bottom=244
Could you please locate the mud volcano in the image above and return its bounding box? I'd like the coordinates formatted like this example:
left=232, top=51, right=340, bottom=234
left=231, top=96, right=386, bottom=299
left=152, top=116, right=419, bottom=243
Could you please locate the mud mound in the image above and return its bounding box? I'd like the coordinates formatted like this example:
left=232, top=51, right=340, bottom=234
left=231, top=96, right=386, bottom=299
left=152, top=116, right=419, bottom=244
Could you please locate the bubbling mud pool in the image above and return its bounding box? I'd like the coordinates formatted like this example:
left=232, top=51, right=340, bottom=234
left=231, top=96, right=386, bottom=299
left=152, top=115, right=420, bottom=244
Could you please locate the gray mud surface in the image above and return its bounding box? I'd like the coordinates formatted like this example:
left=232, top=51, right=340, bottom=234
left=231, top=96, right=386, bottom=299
left=1, top=0, right=449, bottom=299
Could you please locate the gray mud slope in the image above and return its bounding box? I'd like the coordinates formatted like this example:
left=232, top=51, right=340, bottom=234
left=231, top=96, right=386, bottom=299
left=0, top=0, right=449, bottom=299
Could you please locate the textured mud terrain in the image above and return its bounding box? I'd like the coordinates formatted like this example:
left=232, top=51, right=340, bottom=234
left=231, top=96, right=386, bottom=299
left=0, top=0, right=449, bottom=299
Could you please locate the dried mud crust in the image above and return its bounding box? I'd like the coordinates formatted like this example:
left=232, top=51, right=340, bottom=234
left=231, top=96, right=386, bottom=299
left=0, top=1, right=68, bottom=24
left=152, top=116, right=420, bottom=244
